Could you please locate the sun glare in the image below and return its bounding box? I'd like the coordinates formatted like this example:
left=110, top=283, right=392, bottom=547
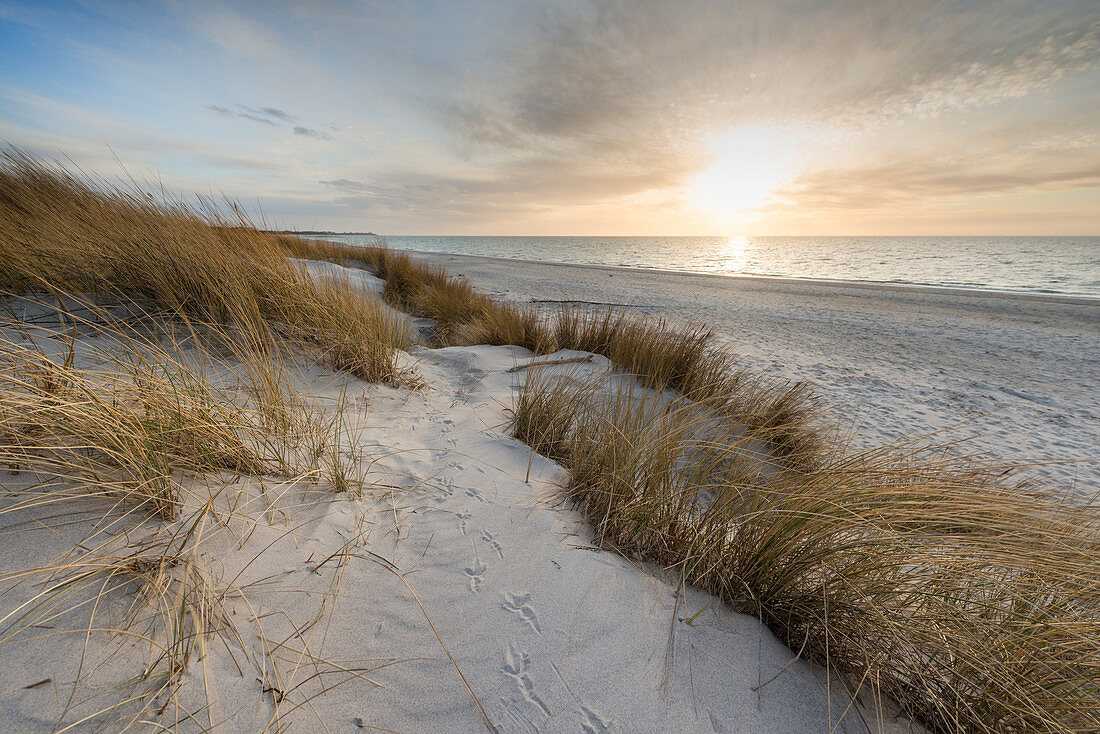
left=688, top=127, right=797, bottom=218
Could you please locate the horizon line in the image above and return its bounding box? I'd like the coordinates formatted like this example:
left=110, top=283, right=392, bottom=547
left=284, top=231, right=1100, bottom=238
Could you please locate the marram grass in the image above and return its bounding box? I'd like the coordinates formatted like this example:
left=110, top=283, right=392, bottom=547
left=0, top=149, right=413, bottom=386
left=298, top=237, right=825, bottom=468
left=511, top=368, right=1100, bottom=734
left=0, top=307, right=386, bottom=729
left=286, top=229, right=1100, bottom=731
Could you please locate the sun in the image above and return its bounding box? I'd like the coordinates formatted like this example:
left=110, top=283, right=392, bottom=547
left=687, top=127, right=797, bottom=217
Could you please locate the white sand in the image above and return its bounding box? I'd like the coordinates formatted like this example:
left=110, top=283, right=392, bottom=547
left=7, top=245, right=1096, bottom=732
left=413, top=251, right=1100, bottom=494
left=0, top=278, right=918, bottom=733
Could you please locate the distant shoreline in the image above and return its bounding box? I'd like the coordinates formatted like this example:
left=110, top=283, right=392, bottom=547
left=398, top=247, right=1100, bottom=306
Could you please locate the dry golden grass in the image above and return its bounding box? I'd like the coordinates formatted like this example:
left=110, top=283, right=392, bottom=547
left=0, top=306, right=359, bottom=517
left=0, top=492, right=389, bottom=731
left=303, top=240, right=824, bottom=466
left=511, top=369, right=1100, bottom=734
left=0, top=307, right=392, bottom=729
left=552, top=307, right=824, bottom=467
left=0, top=149, right=411, bottom=386
left=2, top=326, right=249, bottom=518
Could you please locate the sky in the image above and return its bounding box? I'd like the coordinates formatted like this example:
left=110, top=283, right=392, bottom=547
left=1, top=0, right=1098, bottom=235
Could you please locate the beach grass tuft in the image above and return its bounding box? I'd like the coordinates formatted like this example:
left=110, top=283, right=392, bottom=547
left=0, top=308, right=381, bottom=727
left=0, top=149, right=411, bottom=386
left=301, top=239, right=826, bottom=467
left=510, top=368, right=1100, bottom=734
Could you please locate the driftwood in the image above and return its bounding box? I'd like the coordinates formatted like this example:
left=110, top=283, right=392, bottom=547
left=530, top=299, right=636, bottom=308
left=507, top=354, right=595, bottom=373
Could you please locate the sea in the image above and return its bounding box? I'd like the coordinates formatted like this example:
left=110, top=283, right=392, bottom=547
left=316, top=235, right=1100, bottom=298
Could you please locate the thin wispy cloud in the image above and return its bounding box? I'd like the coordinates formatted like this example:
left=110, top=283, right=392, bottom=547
left=293, top=126, right=331, bottom=140
left=320, top=179, right=369, bottom=191
left=254, top=106, right=293, bottom=122
left=206, top=102, right=332, bottom=141
left=207, top=104, right=294, bottom=126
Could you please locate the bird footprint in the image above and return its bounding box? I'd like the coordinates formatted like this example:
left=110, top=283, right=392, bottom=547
left=464, top=553, right=486, bottom=593
left=502, top=592, right=541, bottom=633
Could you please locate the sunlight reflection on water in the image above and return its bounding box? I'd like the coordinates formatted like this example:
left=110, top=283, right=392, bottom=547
left=717, top=235, right=753, bottom=272
left=319, top=234, right=1100, bottom=297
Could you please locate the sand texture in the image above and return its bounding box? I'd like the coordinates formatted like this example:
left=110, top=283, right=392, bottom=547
left=0, top=285, right=909, bottom=733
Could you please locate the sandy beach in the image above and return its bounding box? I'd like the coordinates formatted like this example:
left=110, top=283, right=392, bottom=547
left=413, top=251, right=1100, bottom=494
left=0, top=277, right=910, bottom=733
left=0, top=215, right=1093, bottom=731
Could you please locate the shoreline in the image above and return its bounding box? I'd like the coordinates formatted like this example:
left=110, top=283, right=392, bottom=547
left=409, top=248, right=1100, bottom=494
left=378, top=247, right=1100, bottom=305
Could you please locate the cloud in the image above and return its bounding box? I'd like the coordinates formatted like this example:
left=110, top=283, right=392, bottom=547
left=776, top=151, right=1100, bottom=212
left=207, top=104, right=331, bottom=139
left=404, top=0, right=1100, bottom=223
left=256, top=106, right=293, bottom=122
left=319, top=178, right=367, bottom=191
left=9, top=0, right=1097, bottom=233
left=443, top=2, right=1099, bottom=139
left=854, top=27, right=1100, bottom=126
left=293, top=125, right=331, bottom=139
left=199, top=153, right=287, bottom=172
left=206, top=104, right=295, bottom=126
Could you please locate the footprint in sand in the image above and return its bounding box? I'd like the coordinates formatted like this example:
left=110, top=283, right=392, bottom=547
left=502, top=592, right=541, bottom=633
left=455, top=511, right=472, bottom=535
left=502, top=644, right=550, bottom=718
left=480, top=529, right=504, bottom=560
left=464, top=552, right=486, bottom=593
left=465, top=487, right=484, bottom=501
left=581, top=705, right=612, bottom=734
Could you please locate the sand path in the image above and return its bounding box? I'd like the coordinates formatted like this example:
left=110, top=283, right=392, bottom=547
left=0, top=300, right=900, bottom=732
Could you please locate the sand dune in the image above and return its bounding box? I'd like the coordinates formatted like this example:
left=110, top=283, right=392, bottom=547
left=0, top=287, right=909, bottom=733
left=4, top=251, right=1093, bottom=732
